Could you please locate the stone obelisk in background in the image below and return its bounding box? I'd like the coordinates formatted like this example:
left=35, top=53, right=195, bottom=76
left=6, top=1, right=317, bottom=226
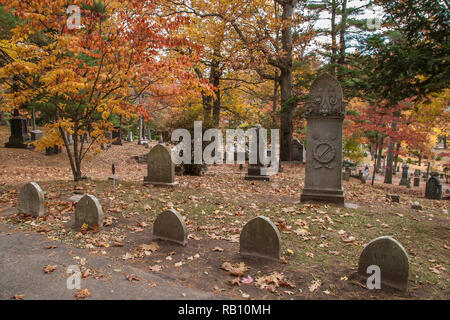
left=301, top=73, right=346, bottom=205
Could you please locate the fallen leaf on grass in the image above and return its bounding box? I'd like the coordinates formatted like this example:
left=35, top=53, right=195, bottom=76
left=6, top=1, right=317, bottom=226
left=188, top=234, right=202, bottom=240
left=241, top=275, right=254, bottom=284
left=214, top=285, right=224, bottom=293
left=11, top=294, right=24, bottom=300
left=221, top=262, right=249, bottom=277
left=139, top=242, right=159, bottom=253
left=45, top=245, right=58, bottom=249
left=213, top=247, right=224, bottom=252
left=121, top=252, right=133, bottom=260
left=43, top=265, right=57, bottom=273
left=126, top=274, right=140, bottom=282
left=308, top=279, right=321, bottom=292
left=149, top=265, right=162, bottom=272
left=74, top=288, right=91, bottom=300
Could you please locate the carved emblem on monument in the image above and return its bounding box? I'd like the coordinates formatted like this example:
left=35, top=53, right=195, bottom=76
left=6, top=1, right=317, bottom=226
left=305, top=74, right=345, bottom=118
left=312, top=140, right=336, bottom=168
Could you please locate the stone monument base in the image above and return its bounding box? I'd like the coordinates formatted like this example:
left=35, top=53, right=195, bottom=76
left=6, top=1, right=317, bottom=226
left=5, top=141, right=30, bottom=148
left=143, top=178, right=179, bottom=187
left=244, top=174, right=270, bottom=181
left=301, top=188, right=344, bottom=205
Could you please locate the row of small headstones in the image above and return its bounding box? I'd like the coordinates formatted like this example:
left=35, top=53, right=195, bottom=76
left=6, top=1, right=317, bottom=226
left=17, top=182, right=409, bottom=292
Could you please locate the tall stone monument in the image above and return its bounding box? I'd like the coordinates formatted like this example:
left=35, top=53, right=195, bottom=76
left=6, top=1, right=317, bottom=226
left=5, top=109, right=30, bottom=148
left=301, top=73, right=346, bottom=205
left=399, top=164, right=409, bottom=186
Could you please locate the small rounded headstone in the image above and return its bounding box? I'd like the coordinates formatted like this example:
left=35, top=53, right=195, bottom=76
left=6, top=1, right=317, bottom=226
left=152, top=209, right=187, bottom=246
left=358, top=236, right=409, bottom=291
left=17, top=182, right=45, bottom=217
left=75, top=195, right=104, bottom=229
left=240, top=216, right=281, bottom=261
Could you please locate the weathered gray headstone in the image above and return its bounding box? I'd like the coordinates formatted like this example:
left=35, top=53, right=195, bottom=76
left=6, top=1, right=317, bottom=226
left=413, top=177, right=420, bottom=187
left=112, top=126, right=122, bottom=145
left=245, top=124, right=275, bottom=181
left=30, top=130, right=43, bottom=141
left=342, top=171, right=350, bottom=181
left=291, top=138, right=303, bottom=162
left=425, top=174, right=442, bottom=200
left=301, top=73, right=346, bottom=204
left=144, top=143, right=178, bottom=186
left=358, top=236, right=409, bottom=291
left=17, top=182, right=45, bottom=217
left=240, top=216, right=281, bottom=261
left=152, top=209, right=187, bottom=246
left=399, top=164, right=409, bottom=186
left=74, top=195, right=104, bottom=229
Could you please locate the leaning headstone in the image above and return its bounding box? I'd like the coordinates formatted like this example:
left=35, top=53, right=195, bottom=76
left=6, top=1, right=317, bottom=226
left=386, top=194, right=400, bottom=203
left=301, top=73, right=346, bottom=204
left=291, top=139, right=303, bottom=162
left=17, top=182, right=45, bottom=217
left=143, top=143, right=178, bottom=186
left=425, top=174, right=442, bottom=200
left=358, top=236, right=409, bottom=291
left=240, top=216, right=281, bottom=261
left=152, top=209, right=187, bottom=246
left=74, top=195, right=104, bottom=229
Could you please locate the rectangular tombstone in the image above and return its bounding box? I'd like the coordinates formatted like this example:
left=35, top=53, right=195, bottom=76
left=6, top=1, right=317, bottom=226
left=30, top=130, right=43, bottom=141
left=301, top=74, right=345, bottom=205
left=291, top=139, right=304, bottom=162
left=112, top=127, right=122, bottom=145
left=144, top=144, right=178, bottom=186
left=245, top=124, right=274, bottom=181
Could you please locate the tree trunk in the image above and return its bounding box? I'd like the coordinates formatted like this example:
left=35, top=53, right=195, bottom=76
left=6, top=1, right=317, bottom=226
left=211, top=48, right=221, bottom=126
left=372, top=135, right=379, bottom=186
left=138, top=116, right=143, bottom=144
left=279, top=0, right=294, bottom=161
left=273, top=79, right=279, bottom=113
left=384, top=122, right=398, bottom=183
left=330, top=0, right=337, bottom=76
left=337, top=0, right=348, bottom=80
left=393, top=142, right=401, bottom=172
left=376, top=137, right=384, bottom=172
left=384, top=139, right=395, bottom=184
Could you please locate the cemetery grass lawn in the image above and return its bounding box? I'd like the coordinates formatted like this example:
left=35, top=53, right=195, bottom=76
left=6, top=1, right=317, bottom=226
left=0, top=130, right=448, bottom=299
